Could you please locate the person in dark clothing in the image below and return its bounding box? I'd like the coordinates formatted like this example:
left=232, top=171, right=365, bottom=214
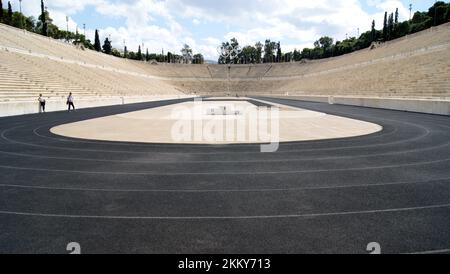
left=38, top=94, right=46, bottom=113
left=67, top=92, right=75, bottom=111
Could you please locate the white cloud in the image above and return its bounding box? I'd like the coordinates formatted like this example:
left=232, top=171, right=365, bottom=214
left=10, top=0, right=412, bottom=60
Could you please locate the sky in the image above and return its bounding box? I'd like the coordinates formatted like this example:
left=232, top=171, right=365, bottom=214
left=6, top=0, right=439, bottom=60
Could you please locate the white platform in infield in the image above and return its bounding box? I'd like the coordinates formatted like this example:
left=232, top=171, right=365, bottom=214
left=51, top=98, right=382, bottom=144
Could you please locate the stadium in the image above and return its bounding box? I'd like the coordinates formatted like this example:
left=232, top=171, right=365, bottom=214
left=0, top=0, right=449, bottom=255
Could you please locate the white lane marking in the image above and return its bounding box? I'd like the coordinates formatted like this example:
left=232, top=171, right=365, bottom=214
left=406, top=249, right=450, bottom=254
left=0, top=204, right=448, bottom=220
left=2, top=134, right=450, bottom=164
left=0, top=117, right=432, bottom=155
left=0, top=157, right=449, bottom=175
left=0, top=178, right=448, bottom=193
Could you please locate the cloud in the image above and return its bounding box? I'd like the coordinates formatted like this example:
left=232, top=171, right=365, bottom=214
left=10, top=0, right=413, bottom=60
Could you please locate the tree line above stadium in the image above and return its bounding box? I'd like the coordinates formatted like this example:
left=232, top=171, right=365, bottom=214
left=0, top=0, right=205, bottom=64
left=0, top=1, right=449, bottom=65
left=218, top=1, right=450, bottom=64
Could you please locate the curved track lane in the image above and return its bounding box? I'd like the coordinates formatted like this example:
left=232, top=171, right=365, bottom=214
left=0, top=97, right=449, bottom=254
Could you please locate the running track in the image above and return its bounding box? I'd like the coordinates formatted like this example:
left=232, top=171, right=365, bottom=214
left=0, top=97, right=449, bottom=254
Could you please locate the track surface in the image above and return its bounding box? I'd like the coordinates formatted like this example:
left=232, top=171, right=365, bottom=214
left=0, top=97, right=449, bottom=254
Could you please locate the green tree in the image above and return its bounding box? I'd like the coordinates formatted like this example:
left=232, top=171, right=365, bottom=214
left=111, top=48, right=121, bottom=57
left=94, top=29, right=101, bottom=51
left=428, top=1, right=449, bottom=26
left=146, top=48, right=149, bottom=61
left=315, top=36, right=333, bottom=49
left=241, top=45, right=257, bottom=64
left=36, top=6, right=58, bottom=37
left=263, top=39, right=277, bottom=63
left=102, top=37, right=112, bottom=54
left=410, top=11, right=433, bottom=33
left=395, top=8, right=399, bottom=25
left=388, top=12, right=394, bottom=40
left=314, top=36, right=333, bottom=57
left=293, top=49, right=301, bottom=61
left=167, top=52, right=172, bottom=63
left=7, top=1, right=12, bottom=24
left=24, top=16, right=36, bottom=32
left=396, top=21, right=410, bottom=37
left=11, top=11, right=29, bottom=29
left=383, top=12, right=387, bottom=41
left=255, top=42, right=263, bottom=63
left=276, top=42, right=282, bottom=62
left=137, top=45, right=142, bottom=60
left=371, top=20, right=376, bottom=42
left=193, top=53, right=204, bottom=64
left=0, top=0, right=3, bottom=23
left=40, top=0, right=47, bottom=36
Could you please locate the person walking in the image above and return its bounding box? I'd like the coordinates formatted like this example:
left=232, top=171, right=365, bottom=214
left=67, top=92, right=75, bottom=112
left=38, top=94, right=46, bottom=113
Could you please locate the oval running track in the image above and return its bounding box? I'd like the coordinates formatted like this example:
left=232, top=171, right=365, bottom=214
left=0, top=97, right=449, bottom=254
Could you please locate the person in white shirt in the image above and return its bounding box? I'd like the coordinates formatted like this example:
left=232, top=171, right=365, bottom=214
left=38, top=94, right=46, bottom=113
left=67, top=92, right=75, bottom=111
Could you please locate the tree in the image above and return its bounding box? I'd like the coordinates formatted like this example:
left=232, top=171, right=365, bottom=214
left=263, top=39, right=277, bottom=63
left=445, top=7, right=449, bottom=21
left=395, top=8, right=399, bottom=25
left=276, top=42, right=282, bottom=62
left=192, top=53, right=204, bottom=64
left=137, top=45, right=142, bottom=60
left=428, top=1, right=450, bottom=26
left=383, top=11, right=388, bottom=41
left=11, top=11, right=29, bottom=29
left=7, top=1, right=12, bottom=24
left=255, top=42, right=263, bottom=63
left=181, top=44, right=193, bottom=64
left=371, top=20, right=376, bottom=42
left=40, top=0, right=47, bottom=36
left=0, top=0, right=3, bottom=23
left=167, top=52, right=172, bottom=63
left=123, top=46, right=127, bottom=58
left=293, top=49, right=301, bottom=61
left=241, top=45, right=257, bottom=64
left=316, top=36, right=333, bottom=49
left=23, top=16, right=36, bottom=32
left=146, top=48, right=149, bottom=61
left=94, top=30, right=101, bottom=51
left=102, top=37, right=112, bottom=54
left=111, top=48, right=121, bottom=57
left=388, top=12, right=394, bottom=40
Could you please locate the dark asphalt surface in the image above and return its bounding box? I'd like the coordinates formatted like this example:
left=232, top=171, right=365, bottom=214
left=0, top=97, right=449, bottom=254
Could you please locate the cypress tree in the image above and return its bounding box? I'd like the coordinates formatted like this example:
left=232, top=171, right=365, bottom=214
left=40, top=0, right=47, bottom=36
left=395, top=8, right=399, bottom=25
left=383, top=12, right=387, bottom=41
left=7, top=1, right=12, bottom=24
left=371, top=20, right=376, bottom=42
left=146, top=48, right=149, bottom=61
left=124, top=46, right=127, bottom=58
left=276, top=42, right=282, bottom=63
left=388, top=13, right=394, bottom=40
left=0, top=0, right=3, bottom=23
left=137, top=46, right=142, bottom=60
left=94, top=29, right=101, bottom=51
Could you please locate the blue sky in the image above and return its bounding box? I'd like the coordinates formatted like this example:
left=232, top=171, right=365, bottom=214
left=7, top=0, right=439, bottom=60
